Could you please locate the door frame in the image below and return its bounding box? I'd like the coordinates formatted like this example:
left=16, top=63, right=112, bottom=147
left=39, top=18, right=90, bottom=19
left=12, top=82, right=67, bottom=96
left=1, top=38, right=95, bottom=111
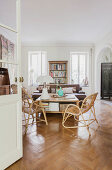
left=0, top=0, right=23, bottom=169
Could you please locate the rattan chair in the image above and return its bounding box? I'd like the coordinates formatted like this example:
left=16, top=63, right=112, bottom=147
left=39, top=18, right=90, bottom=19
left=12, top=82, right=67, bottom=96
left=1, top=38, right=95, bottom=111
left=22, top=87, right=48, bottom=133
left=62, top=93, right=99, bottom=136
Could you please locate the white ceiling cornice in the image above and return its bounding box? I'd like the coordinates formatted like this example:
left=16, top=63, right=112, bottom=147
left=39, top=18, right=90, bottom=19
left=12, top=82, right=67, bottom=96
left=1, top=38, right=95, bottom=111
left=22, top=41, right=95, bottom=47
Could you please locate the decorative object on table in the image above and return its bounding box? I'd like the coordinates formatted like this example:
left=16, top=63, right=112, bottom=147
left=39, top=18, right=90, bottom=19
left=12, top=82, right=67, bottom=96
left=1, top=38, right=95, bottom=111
left=58, top=87, right=63, bottom=96
left=56, top=84, right=60, bottom=94
left=37, top=75, right=54, bottom=99
left=51, top=94, right=59, bottom=98
left=52, top=94, right=66, bottom=98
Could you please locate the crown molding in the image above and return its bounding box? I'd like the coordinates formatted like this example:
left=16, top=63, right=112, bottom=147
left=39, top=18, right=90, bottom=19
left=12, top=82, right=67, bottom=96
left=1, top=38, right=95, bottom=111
left=22, top=41, right=95, bottom=47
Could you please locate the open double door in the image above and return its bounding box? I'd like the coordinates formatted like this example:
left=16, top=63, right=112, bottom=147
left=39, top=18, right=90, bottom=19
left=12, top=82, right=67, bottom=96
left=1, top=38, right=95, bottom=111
left=0, top=0, right=23, bottom=169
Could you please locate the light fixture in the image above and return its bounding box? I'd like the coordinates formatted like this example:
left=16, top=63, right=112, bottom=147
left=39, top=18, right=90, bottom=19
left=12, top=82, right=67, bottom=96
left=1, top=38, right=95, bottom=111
left=37, top=75, right=54, bottom=99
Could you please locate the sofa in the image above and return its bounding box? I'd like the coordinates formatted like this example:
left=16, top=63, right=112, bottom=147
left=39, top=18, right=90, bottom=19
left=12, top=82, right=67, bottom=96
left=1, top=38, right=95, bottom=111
left=32, top=84, right=86, bottom=101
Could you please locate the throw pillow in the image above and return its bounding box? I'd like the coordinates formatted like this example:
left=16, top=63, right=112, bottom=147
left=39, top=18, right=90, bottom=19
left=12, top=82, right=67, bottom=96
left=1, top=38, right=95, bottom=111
left=72, top=87, right=76, bottom=93
left=62, top=87, right=73, bottom=94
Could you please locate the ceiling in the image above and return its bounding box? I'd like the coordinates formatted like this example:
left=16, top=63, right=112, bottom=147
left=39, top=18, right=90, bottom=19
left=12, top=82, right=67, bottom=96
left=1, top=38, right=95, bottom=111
left=0, top=0, right=112, bottom=43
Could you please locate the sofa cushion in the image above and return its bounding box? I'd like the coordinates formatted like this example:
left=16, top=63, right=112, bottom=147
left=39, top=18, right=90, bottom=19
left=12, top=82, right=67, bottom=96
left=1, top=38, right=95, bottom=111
left=37, top=84, right=83, bottom=94
left=38, top=85, right=50, bottom=93
left=62, top=87, right=73, bottom=94
left=32, top=92, right=86, bottom=101
left=51, top=88, right=56, bottom=93
left=38, top=86, right=43, bottom=91
left=72, top=87, right=76, bottom=93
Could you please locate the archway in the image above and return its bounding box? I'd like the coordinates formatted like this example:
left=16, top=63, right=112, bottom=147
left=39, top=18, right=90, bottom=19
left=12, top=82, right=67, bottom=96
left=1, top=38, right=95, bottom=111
left=96, top=46, right=112, bottom=98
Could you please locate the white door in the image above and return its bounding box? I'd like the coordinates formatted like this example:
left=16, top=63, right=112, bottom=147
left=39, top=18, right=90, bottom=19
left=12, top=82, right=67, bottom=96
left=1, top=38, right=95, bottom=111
left=0, top=0, right=23, bottom=169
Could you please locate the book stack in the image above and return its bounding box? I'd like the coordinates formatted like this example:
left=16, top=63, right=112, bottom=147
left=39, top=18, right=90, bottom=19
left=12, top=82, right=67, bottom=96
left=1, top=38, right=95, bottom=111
left=49, top=61, right=67, bottom=84
left=50, top=71, right=66, bottom=78
left=50, top=64, right=66, bottom=70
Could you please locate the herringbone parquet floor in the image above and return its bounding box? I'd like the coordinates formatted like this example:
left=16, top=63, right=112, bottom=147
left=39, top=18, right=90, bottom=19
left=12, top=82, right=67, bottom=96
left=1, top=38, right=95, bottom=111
left=6, top=100, right=112, bottom=170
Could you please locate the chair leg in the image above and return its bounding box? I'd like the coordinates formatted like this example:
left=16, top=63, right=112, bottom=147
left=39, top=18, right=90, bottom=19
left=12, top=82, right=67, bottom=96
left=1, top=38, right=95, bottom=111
left=23, top=112, right=26, bottom=125
left=62, top=112, right=66, bottom=127
left=25, top=105, right=32, bottom=134
left=36, top=112, right=38, bottom=121
left=87, top=127, right=91, bottom=136
left=62, top=112, right=65, bottom=122
left=25, top=112, right=31, bottom=134
left=62, top=112, right=70, bottom=128
left=92, top=106, right=99, bottom=125
left=32, top=114, right=35, bottom=124
left=81, top=113, right=91, bottom=136
left=62, top=112, right=66, bottom=123
left=42, top=109, right=48, bottom=125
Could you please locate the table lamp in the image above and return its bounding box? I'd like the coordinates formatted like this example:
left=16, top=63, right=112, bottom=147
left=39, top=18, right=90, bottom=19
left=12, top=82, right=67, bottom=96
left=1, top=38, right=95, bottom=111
left=37, top=75, right=54, bottom=99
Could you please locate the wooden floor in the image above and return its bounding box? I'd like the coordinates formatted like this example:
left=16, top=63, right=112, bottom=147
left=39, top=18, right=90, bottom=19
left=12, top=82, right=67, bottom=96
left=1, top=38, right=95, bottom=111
left=6, top=100, right=112, bottom=170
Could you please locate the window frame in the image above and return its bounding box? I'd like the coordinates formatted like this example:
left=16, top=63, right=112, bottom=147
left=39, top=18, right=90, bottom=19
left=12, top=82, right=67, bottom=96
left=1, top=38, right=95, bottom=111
left=70, top=52, right=89, bottom=85
left=28, top=51, right=47, bottom=86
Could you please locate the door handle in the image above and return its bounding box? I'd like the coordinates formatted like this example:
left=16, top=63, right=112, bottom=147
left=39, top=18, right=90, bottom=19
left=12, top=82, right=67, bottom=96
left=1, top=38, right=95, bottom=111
left=15, top=77, right=17, bottom=82
left=19, top=77, right=24, bottom=82
left=21, top=77, right=24, bottom=82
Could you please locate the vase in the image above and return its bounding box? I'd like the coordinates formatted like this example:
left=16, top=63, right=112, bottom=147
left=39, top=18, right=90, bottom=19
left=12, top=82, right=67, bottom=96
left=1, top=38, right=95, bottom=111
left=58, top=87, right=63, bottom=96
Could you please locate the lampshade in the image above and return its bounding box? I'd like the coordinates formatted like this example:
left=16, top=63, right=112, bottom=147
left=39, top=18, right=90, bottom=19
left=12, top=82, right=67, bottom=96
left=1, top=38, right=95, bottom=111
left=37, top=75, right=54, bottom=84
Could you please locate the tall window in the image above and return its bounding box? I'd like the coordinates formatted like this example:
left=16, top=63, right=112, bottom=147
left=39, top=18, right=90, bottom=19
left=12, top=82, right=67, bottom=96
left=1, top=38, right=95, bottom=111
left=70, top=52, right=88, bottom=85
left=28, top=51, right=47, bottom=86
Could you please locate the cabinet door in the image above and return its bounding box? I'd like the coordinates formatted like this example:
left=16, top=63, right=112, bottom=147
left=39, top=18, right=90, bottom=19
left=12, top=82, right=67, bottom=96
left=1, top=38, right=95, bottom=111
left=109, top=64, right=112, bottom=96
left=101, top=63, right=112, bottom=98
left=101, top=64, right=109, bottom=97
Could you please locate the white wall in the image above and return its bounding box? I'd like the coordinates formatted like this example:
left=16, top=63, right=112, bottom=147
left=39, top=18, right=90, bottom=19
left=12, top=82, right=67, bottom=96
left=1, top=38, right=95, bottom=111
left=21, top=42, right=95, bottom=95
left=95, top=31, right=112, bottom=98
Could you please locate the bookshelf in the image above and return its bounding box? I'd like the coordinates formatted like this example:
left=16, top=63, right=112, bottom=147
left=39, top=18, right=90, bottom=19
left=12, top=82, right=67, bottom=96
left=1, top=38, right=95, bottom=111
left=49, top=61, right=68, bottom=84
